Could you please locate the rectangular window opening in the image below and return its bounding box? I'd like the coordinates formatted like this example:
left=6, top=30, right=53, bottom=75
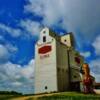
left=43, top=36, right=46, bottom=42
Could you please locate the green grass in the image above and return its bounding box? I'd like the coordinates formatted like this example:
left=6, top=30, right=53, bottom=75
left=0, top=94, right=18, bottom=100
left=0, top=91, right=23, bottom=100
left=0, top=92, right=100, bottom=100
left=0, top=94, right=23, bottom=100
left=38, top=92, right=100, bottom=100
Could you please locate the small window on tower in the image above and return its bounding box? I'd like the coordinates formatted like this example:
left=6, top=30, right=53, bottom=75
left=45, top=86, right=48, bottom=90
left=43, top=30, right=46, bottom=34
left=64, top=39, right=67, bottom=42
left=43, top=36, right=46, bottom=42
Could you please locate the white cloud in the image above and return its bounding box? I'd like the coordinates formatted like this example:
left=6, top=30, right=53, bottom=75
left=20, top=19, right=42, bottom=36
left=21, top=59, right=34, bottom=79
left=0, top=23, right=22, bottom=37
left=0, top=20, right=42, bottom=39
left=24, top=0, right=44, bottom=16
left=1, top=59, right=34, bottom=81
left=0, top=59, right=35, bottom=94
left=24, top=0, right=100, bottom=42
left=11, top=81, right=22, bottom=86
left=90, top=59, right=100, bottom=82
left=80, top=51, right=91, bottom=58
left=0, top=35, right=5, bottom=41
left=92, top=35, right=100, bottom=55
left=0, top=44, right=9, bottom=63
left=0, top=20, right=41, bottom=39
left=91, top=72, right=100, bottom=83
left=5, top=43, right=18, bottom=53
left=0, top=43, right=18, bottom=64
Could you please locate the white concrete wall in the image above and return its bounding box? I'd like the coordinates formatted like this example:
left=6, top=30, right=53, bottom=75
left=38, top=27, right=53, bottom=45
left=34, top=29, right=58, bottom=94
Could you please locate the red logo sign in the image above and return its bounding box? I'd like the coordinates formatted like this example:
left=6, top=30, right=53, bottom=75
left=38, top=45, right=52, bottom=54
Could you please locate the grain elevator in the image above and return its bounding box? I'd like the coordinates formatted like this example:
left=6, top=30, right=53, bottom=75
left=34, top=27, right=84, bottom=94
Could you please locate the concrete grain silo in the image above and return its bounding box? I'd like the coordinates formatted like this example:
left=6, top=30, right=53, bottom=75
left=34, top=27, right=84, bottom=94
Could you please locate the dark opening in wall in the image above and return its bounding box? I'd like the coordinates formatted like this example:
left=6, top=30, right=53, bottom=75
left=64, top=39, right=67, bottom=42
left=45, top=86, right=48, bottom=90
left=43, top=30, right=46, bottom=34
left=74, top=75, right=77, bottom=78
left=43, top=36, right=46, bottom=42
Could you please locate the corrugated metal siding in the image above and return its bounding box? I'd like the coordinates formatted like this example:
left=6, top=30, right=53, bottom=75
left=70, top=68, right=81, bottom=82
left=69, top=50, right=83, bottom=82
left=56, top=41, right=69, bottom=91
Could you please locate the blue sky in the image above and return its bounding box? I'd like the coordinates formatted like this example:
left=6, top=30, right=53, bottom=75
left=0, top=0, right=100, bottom=94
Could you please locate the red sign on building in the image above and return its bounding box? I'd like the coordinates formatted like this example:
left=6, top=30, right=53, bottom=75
left=38, top=45, right=52, bottom=54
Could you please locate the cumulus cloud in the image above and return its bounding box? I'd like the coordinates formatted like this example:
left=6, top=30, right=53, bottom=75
left=0, top=35, right=5, bottom=41
left=0, top=20, right=42, bottom=39
left=80, top=51, right=91, bottom=58
left=0, top=23, right=22, bottom=38
left=0, top=44, right=10, bottom=63
left=5, top=43, right=18, bottom=53
left=0, top=59, right=35, bottom=94
left=90, top=59, right=100, bottom=82
left=24, top=0, right=100, bottom=42
left=0, top=0, right=99, bottom=44
left=21, top=59, right=35, bottom=79
left=0, top=43, right=18, bottom=64
left=20, top=19, right=42, bottom=36
left=92, top=35, right=100, bottom=55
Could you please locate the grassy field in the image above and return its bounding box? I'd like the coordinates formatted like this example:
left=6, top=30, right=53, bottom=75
left=38, top=92, right=100, bottom=100
left=0, top=92, right=100, bottom=100
left=0, top=94, right=23, bottom=100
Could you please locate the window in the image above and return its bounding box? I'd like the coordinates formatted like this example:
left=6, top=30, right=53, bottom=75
left=74, top=75, right=77, bottom=78
left=45, top=86, right=48, bottom=90
left=43, top=30, right=46, bottom=34
left=43, top=36, right=46, bottom=42
left=64, top=39, right=67, bottom=42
